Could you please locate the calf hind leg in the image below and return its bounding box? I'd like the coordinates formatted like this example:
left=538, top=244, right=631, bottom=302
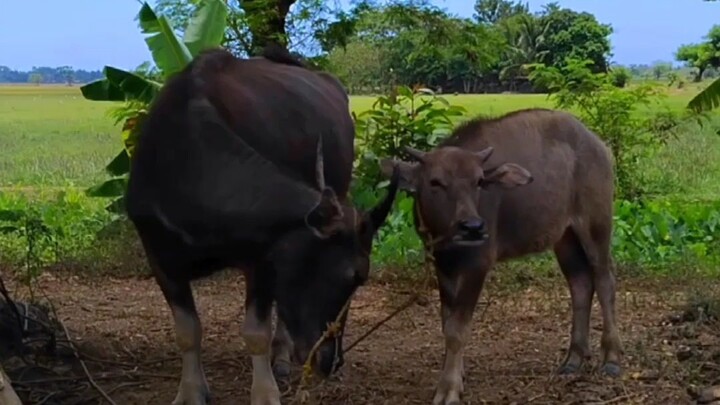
left=585, top=226, right=623, bottom=377
left=553, top=228, right=594, bottom=375
left=560, top=224, right=624, bottom=377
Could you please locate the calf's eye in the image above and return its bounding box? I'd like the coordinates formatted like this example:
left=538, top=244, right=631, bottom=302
left=430, top=179, right=445, bottom=189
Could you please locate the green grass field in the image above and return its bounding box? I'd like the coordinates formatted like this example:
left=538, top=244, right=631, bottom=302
left=0, top=83, right=717, bottom=199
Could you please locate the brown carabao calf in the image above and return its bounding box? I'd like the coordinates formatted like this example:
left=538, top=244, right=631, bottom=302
left=380, top=108, right=623, bottom=405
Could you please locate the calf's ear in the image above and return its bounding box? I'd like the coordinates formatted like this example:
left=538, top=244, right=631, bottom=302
left=484, top=163, right=533, bottom=189
left=305, top=187, right=344, bottom=238
left=379, top=158, right=419, bottom=193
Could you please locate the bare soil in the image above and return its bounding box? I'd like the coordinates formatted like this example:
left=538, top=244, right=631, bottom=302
left=4, top=270, right=720, bottom=405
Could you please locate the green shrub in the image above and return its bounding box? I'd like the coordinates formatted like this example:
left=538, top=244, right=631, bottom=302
left=609, top=66, right=631, bottom=88
left=529, top=58, right=681, bottom=200
left=613, top=198, right=720, bottom=268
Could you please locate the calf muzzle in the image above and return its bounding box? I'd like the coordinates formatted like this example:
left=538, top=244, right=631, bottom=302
left=453, top=217, right=489, bottom=246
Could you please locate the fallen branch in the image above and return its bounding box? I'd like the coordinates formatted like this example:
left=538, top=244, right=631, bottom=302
left=57, top=320, right=117, bottom=405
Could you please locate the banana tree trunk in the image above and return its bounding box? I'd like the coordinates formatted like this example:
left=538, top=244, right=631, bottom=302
left=0, top=363, right=22, bottom=405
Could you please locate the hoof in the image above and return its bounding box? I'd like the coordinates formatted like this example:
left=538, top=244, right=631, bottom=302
left=600, top=362, right=622, bottom=377
left=432, top=378, right=463, bottom=405
left=172, top=389, right=211, bottom=405
left=272, top=360, right=291, bottom=380
left=557, top=363, right=581, bottom=375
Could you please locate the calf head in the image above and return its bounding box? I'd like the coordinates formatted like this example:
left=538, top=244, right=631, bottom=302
left=380, top=145, right=533, bottom=248
left=271, top=141, right=400, bottom=377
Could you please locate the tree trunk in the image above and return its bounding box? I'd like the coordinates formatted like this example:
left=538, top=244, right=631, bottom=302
left=0, top=364, right=22, bottom=405
left=695, top=67, right=706, bottom=82
left=241, top=0, right=298, bottom=56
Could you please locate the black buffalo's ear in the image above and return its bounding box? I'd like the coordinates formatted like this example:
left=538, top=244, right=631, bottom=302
left=305, top=187, right=344, bottom=238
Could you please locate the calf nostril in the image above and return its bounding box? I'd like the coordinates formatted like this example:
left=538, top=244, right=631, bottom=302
left=460, top=218, right=485, bottom=232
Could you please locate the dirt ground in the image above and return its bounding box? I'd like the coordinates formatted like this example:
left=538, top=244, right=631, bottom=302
left=5, top=270, right=720, bottom=405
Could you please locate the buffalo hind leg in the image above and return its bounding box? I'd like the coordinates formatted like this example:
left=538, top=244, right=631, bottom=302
left=271, top=311, right=292, bottom=379
left=553, top=228, right=593, bottom=375
left=242, top=270, right=281, bottom=405
left=433, top=266, right=488, bottom=405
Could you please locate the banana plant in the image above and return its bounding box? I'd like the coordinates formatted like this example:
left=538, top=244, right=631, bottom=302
left=688, top=77, right=720, bottom=113
left=80, top=0, right=228, bottom=213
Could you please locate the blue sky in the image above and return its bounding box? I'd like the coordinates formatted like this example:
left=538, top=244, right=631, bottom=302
left=0, top=0, right=716, bottom=71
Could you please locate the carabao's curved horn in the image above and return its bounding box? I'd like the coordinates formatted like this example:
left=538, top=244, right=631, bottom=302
left=315, top=135, right=326, bottom=190
left=404, top=146, right=426, bottom=162
left=475, top=146, right=494, bottom=163
left=368, top=164, right=401, bottom=231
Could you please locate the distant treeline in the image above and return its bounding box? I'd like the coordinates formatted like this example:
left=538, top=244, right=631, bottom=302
left=0, top=66, right=104, bottom=85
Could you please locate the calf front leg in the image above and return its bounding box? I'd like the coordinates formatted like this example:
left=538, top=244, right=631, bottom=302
left=242, top=271, right=281, bottom=405
left=433, top=266, right=489, bottom=405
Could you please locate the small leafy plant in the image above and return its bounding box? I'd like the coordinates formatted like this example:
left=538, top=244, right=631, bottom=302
left=352, top=85, right=466, bottom=188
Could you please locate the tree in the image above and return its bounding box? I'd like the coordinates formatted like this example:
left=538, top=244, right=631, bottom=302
left=28, top=73, right=43, bottom=85
left=156, top=0, right=345, bottom=56
left=676, top=42, right=716, bottom=82
left=498, top=13, right=550, bottom=89
left=683, top=25, right=720, bottom=112
left=651, top=61, right=673, bottom=80
left=538, top=6, right=613, bottom=72
left=58, top=66, right=74, bottom=86
left=474, top=0, right=528, bottom=25
left=326, top=39, right=383, bottom=93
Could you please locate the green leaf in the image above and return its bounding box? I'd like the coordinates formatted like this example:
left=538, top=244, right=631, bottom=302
left=0, top=209, right=24, bottom=222
left=80, top=78, right=126, bottom=102
left=0, top=225, right=19, bottom=234
left=137, top=2, right=193, bottom=78
left=104, top=67, right=161, bottom=104
left=688, top=77, right=720, bottom=113
left=86, top=177, right=128, bottom=198
left=106, top=149, right=130, bottom=177
left=183, top=0, right=229, bottom=56
left=106, top=197, right=126, bottom=214
left=80, top=67, right=161, bottom=104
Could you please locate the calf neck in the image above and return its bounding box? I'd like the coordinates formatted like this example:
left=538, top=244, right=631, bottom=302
left=381, top=108, right=623, bottom=405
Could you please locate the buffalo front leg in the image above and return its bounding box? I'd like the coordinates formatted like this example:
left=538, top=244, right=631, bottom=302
left=433, top=266, right=488, bottom=405
left=242, top=271, right=281, bottom=405
left=155, top=273, right=210, bottom=405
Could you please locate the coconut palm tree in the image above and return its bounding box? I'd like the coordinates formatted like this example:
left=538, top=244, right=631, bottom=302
left=498, top=13, right=550, bottom=90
